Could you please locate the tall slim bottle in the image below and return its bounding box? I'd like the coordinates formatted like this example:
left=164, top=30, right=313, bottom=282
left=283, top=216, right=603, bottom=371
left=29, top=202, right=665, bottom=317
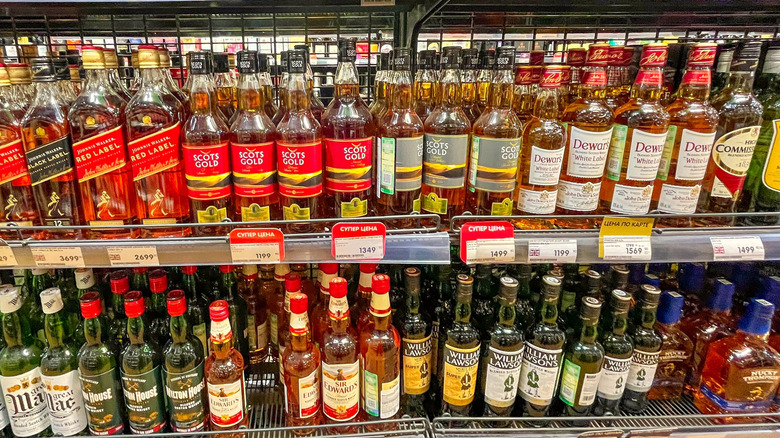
left=513, top=66, right=536, bottom=127
left=272, top=51, right=290, bottom=126
left=400, top=268, right=432, bottom=417
left=413, top=50, right=437, bottom=122
left=558, top=297, right=604, bottom=417
left=283, top=293, right=322, bottom=434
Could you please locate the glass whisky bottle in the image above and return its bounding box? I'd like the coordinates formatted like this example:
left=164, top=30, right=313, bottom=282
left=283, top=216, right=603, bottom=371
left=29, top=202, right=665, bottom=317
left=467, top=46, right=522, bottom=216
left=476, top=48, right=495, bottom=114
left=648, top=291, right=692, bottom=401
left=157, top=48, right=189, bottom=115
left=621, top=284, right=662, bottom=413
left=461, top=48, right=481, bottom=125
left=559, top=296, right=604, bottom=418
left=283, top=293, right=322, bottom=434
left=605, top=46, right=629, bottom=112
left=213, top=53, right=236, bottom=122
left=600, top=44, right=670, bottom=216
left=7, top=63, right=34, bottom=110
left=294, top=44, right=326, bottom=124
left=102, top=48, right=131, bottom=102
left=0, top=63, right=26, bottom=120
left=400, top=267, right=433, bottom=417
left=512, top=66, right=535, bottom=127
left=593, top=289, right=633, bottom=416
left=322, top=38, right=376, bottom=219
left=413, top=50, right=438, bottom=123
left=353, top=263, right=378, bottom=334
left=230, top=50, right=280, bottom=222
left=421, top=46, right=471, bottom=228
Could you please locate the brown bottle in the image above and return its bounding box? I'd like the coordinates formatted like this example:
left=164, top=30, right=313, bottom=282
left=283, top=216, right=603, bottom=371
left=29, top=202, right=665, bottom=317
left=322, top=38, right=376, bottom=219
left=413, top=50, right=437, bottom=122
left=460, top=48, right=481, bottom=125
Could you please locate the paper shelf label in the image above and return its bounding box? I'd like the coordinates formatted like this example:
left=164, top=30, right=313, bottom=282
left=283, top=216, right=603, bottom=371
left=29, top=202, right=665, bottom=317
left=107, top=246, right=160, bottom=267
left=0, top=246, right=16, bottom=267
left=527, top=239, right=578, bottom=263
left=331, top=222, right=386, bottom=261
left=601, top=236, right=652, bottom=261
left=31, top=247, right=85, bottom=267
left=229, top=228, right=285, bottom=263
left=710, top=236, right=764, bottom=261
left=460, top=221, right=516, bottom=264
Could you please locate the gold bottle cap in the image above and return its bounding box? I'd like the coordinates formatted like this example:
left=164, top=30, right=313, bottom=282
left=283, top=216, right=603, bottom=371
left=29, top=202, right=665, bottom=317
left=81, top=45, right=106, bottom=70
left=7, top=63, right=31, bottom=85
left=0, top=65, right=10, bottom=87
left=158, top=47, right=171, bottom=67
left=138, top=45, right=160, bottom=69
left=69, top=65, right=80, bottom=81
left=103, top=48, right=120, bottom=69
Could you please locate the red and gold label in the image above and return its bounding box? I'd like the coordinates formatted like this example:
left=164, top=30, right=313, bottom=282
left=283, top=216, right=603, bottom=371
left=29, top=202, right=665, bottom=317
left=183, top=141, right=232, bottom=201
left=128, top=122, right=182, bottom=181
left=681, top=70, right=711, bottom=86
left=567, top=48, right=587, bottom=66
left=277, top=140, right=323, bottom=198
left=0, top=139, right=29, bottom=185
left=608, top=47, right=624, bottom=66
left=540, top=67, right=564, bottom=88
left=514, top=66, right=533, bottom=85
left=635, top=70, right=664, bottom=87
left=687, top=44, right=717, bottom=67
left=324, top=137, right=372, bottom=192
left=72, top=125, right=128, bottom=182
left=640, top=45, right=668, bottom=67
left=586, top=45, right=611, bottom=66
left=582, top=69, right=607, bottom=87
left=232, top=141, right=276, bottom=198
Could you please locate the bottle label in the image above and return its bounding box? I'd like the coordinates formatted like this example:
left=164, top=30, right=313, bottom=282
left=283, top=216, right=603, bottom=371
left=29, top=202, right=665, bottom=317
left=380, top=375, right=400, bottom=419
left=516, top=188, right=557, bottom=214
left=467, top=136, right=521, bottom=192
left=24, top=135, right=75, bottom=186
left=634, top=70, right=663, bottom=87
left=566, top=126, right=613, bottom=178
left=710, top=126, right=761, bottom=199
left=269, top=313, right=278, bottom=347
left=596, top=356, right=631, bottom=400
left=80, top=368, right=124, bottom=436
left=625, top=349, right=660, bottom=393
left=559, top=359, right=600, bottom=407
left=241, top=204, right=270, bottom=221
left=324, top=137, right=373, bottom=192
left=529, top=146, right=565, bottom=186
left=127, top=122, right=182, bottom=181
left=164, top=362, right=206, bottom=433
left=430, top=321, right=440, bottom=377
left=671, top=129, right=716, bottom=181
left=207, top=379, right=245, bottom=427
left=761, top=120, right=780, bottom=193
left=0, top=396, right=8, bottom=431
left=231, top=141, right=276, bottom=198
left=701, top=382, right=773, bottom=412
left=71, top=125, right=128, bottom=183
left=296, top=366, right=320, bottom=419
left=421, top=191, right=448, bottom=214
left=322, top=360, right=359, bottom=421
left=211, top=317, right=233, bottom=343
left=657, top=183, right=701, bottom=214
left=121, top=366, right=166, bottom=433
left=719, top=367, right=779, bottom=407
left=484, top=345, right=524, bottom=408
left=654, top=349, right=692, bottom=389
left=378, top=136, right=424, bottom=195
left=625, top=129, right=668, bottom=181
left=183, top=141, right=232, bottom=201
left=681, top=70, right=711, bottom=86
left=0, top=367, right=50, bottom=437
left=605, top=124, right=628, bottom=181
left=442, top=343, right=481, bottom=406
left=339, top=197, right=368, bottom=218
left=519, top=343, right=563, bottom=405
left=422, top=133, right=469, bottom=188
left=402, top=334, right=433, bottom=395
left=257, top=320, right=268, bottom=351
left=610, top=183, right=653, bottom=214
left=247, top=314, right=257, bottom=350
left=0, top=139, right=31, bottom=185
left=557, top=180, right=601, bottom=212
left=277, top=141, right=323, bottom=198
left=43, top=369, right=88, bottom=436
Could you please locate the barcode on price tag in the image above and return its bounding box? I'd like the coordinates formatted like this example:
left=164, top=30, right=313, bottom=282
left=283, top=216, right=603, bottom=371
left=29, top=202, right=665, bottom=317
left=601, top=236, right=652, bottom=261
left=0, top=246, right=17, bottom=267
left=527, top=239, right=577, bottom=263
left=31, top=247, right=85, bottom=267
left=107, top=246, right=160, bottom=267
left=460, top=221, right=516, bottom=264
left=710, top=236, right=765, bottom=261
left=229, top=228, right=285, bottom=263
left=332, top=222, right=386, bottom=261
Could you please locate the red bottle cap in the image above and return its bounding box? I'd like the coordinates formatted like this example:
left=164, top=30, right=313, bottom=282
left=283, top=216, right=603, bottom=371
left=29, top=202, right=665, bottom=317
left=539, top=66, right=564, bottom=88
left=529, top=50, right=545, bottom=66
left=286, top=273, right=302, bottom=292
left=81, top=45, right=99, bottom=51
left=80, top=292, right=102, bottom=319
left=567, top=48, right=587, bottom=66
left=586, top=44, right=611, bottom=66
left=319, top=263, right=339, bottom=275
left=210, top=300, right=230, bottom=322
left=640, top=44, right=668, bottom=67
left=124, top=291, right=145, bottom=318
left=149, top=271, right=168, bottom=293
left=608, top=46, right=624, bottom=66
left=138, top=44, right=158, bottom=50
left=687, top=43, right=717, bottom=67
left=372, top=273, right=391, bottom=294
left=621, top=46, right=635, bottom=66
left=219, top=265, right=234, bottom=274
left=514, top=66, right=534, bottom=85
left=133, top=267, right=148, bottom=274
left=110, top=272, right=129, bottom=295
left=560, top=66, right=571, bottom=84
left=290, top=293, right=308, bottom=314
left=359, top=263, right=378, bottom=274
left=182, top=266, right=197, bottom=275
left=329, top=277, right=348, bottom=299
left=167, top=290, right=187, bottom=317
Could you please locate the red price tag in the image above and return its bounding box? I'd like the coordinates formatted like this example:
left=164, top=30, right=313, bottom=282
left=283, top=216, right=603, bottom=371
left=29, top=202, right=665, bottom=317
left=460, top=221, right=516, bottom=264
left=331, top=222, right=386, bottom=261
left=229, top=228, right=285, bottom=263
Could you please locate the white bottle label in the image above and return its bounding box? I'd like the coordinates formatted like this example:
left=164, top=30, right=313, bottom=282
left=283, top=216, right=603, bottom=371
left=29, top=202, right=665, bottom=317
left=657, top=183, right=702, bottom=214
left=529, top=146, right=565, bottom=186
left=674, top=129, right=716, bottom=181
left=516, top=188, right=557, bottom=214
left=556, top=180, right=601, bottom=212
left=297, top=367, right=320, bottom=419
left=43, top=370, right=88, bottom=436
left=519, top=343, right=563, bottom=405
left=578, top=371, right=601, bottom=406
left=0, top=396, right=8, bottom=430
left=626, top=129, right=668, bottom=181
left=380, top=375, right=400, bottom=419
left=257, top=321, right=268, bottom=351
left=625, top=350, right=660, bottom=393
left=566, top=126, right=613, bottom=178
left=322, top=360, right=359, bottom=422
left=0, top=367, right=50, bottom=437
left=610, top=183, right=653, bottom=214
left=484, top=346, right=524, bottom=408
left=207, top=379, right=245, bottom=427
left=710, top=126, right=761, bottom=198
left=596, top=356, right=631, bottom=400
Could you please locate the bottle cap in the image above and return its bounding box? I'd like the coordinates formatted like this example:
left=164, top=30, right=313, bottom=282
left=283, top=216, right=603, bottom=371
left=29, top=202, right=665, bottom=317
left=392, top=47, right=410, bottom=71
left=378, top=52, right=390, bottom=71
left=360, top=263, right=378, bottom=274
left=606, top=45, right=624, bottom=67
left=318, top=263, right=339, bottom=275
left=418, top=50, right=436, bottom=69
left=275, top=263, right=291, bottom=281
left=461, top=48, right=479, bottom=70
left=124, top=291, right=145, bottom=318
left=294, top=44, right=310, bottom=60
left=30, top=58, right=56, bottom=82
left=7, top=63, right=31, bottom=85
left=0, top=286, right=22, bottom=314
left=138, top=45, right=160, bottom=69
left=0, top=65, right=9, bottom=87
left=182, top=266, right=197, bottom=275
left=529, top=50, right=545, bottom=66
left=657, top=290, right=684, bottom=324
left=642, top=274, right=660, bottom=288
left=495, top=46, right=514, bottom=71
left=710, top=279, right=735, bottom=312
left=740, top=298, right=775, bottom=336
left=52, top=58, right=71, bottom=79
left=189, top=51, right=210, bottom=75
left=157, top=47, right=172, bottom=67
left=640, top=43, right=668, bottom=67
left=760, top=276, right=780, bottom=307
left=243, top=264, right=258, bottom=277
left=110, top=271, right=129, bottom=295
left=40, top=287, right=64, bottom=314
left=639, top=284, right=661, bottom=305
left=133, top=267, right=148, bottom=274
left=499, top=277, right=519, bottom=300
left=610, top=289, right=632, bottom=313
left=237, top=50, right=258, bottom=74
left=456, top=273, right=474, bottom=287
left=285, top=273, right=301, bottom=292
left=542, top=275, right=561, bottom=296
left=213, top=53, right=230, bottom=73
left=146, top=270, right=166, bottom=293
left=279, top=51, right=289, bottom=73
left=80, top=291, right=103, bottom=319
left=167, top=290, right=187, bottom=317
left=581, top=296, right=602, bottom=320
left=480, top=48, right=496, bottom=70
left=257, top=52, right=270, bottom=73
left=621, top=46, right=636, bottom=66
left=31, top=268, right=48, bottom=276
left=80, top=46, right=106, bottom=70
left=329, top=277, right=348, bottom=299
left=584, top=270, right=602, bottom=290
left=219, top=265, right=234, bottom=274
left=103, top=48, right=120, bottom=69
left=611, top=265, right=629, bottom=287
left=678, top=262, right=705, bottom=293
left=372, top=273, right=390, bottom=294
left=287, top=49, right=307, bottom=74
left=476, top=264, right=492, bottom=276
left=338, top=39, right=357, bottom=63
left=209, top=300, right=230, bottom=322
left=567, top=47, right=587, bottom=66
left=404, top=267, right=420, bottom=278
left=628, top=264, right=645, bottom=285
left=440, top=46, right=462, bottom=69
left=75, top=268, right=96, bottom=290
left=370, top=274, right=392, bottom=317
left=687, top=43, right=717, bottom=68
left=290, top=292, right=308, bottom=314
left=539, top=65, right=564, bottom=88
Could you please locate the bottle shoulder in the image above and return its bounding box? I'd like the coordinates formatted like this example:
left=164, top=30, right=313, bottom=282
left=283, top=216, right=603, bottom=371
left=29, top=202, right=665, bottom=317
left=614, top=100, right=671, bottom=128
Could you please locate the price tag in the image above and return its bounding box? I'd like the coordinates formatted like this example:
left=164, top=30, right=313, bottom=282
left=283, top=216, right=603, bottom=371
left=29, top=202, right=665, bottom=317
left=710, top=236, right=765, bottom=261
left=31, top=247, right=85, bottom=268
left=0, top=246, right=17, bottom=267
left=527, top=239, right=578, bottom=263
left=460, top=221, right=516, bottom=264
left=331, top=222, right=386, bottom=261
left=229, top=228, right=285, bottom=263
left=602, top=236, right=652, bottom=261
left=107, top=246, right=160, bottom=267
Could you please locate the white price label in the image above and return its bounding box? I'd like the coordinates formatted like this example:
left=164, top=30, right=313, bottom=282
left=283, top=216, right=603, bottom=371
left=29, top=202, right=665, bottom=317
left=527, top=239, right=578, bottom=263
left=465, top=238, right=516, bottom=264
left=31, top=247, right=85, bottom=267
left=710, top=236, right=765, bottom=261
left=333, top=236, right=385, bottom=261
left=0, top=246, right=17, bottom=267
left=230, top=242, right=282, bottom=264
left=107, top=246, right=160, bottom=267
left=601, top=236, right=652, bottom=261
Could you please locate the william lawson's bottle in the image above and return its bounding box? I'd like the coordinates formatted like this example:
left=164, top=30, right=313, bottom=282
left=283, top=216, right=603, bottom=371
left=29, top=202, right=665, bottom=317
left=558, top=297, right=604, bottom=418
left=593, top=289, right=633, bottom=416
left=400, top=268, right=432, bottom=417
left=621, top=284, right=662, bottom=414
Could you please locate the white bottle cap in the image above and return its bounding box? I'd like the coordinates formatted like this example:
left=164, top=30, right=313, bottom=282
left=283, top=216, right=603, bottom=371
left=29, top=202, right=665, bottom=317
left=74, top=268, right=96, bottom=290
left=243, top=264, right=258, bottom=276
left=31, top=269, right=48, bottom=276
left=40, top=287, right=64, bottom=314
left=0, top=287, right=23, bottom=313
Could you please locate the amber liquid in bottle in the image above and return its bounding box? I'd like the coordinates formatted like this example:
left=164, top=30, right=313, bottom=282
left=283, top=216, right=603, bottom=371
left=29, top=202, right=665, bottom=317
left=322, top=39, right=376, bottom=219
left=68, top=46, right=139, bottom=239
left=512, top=66, right=535, bottom=127
left=467, top=46, right=522, bottom=216
left=460, top=49, right=481, bottom=125
left=214, top=54, right=237, bottom=122
left=272, top=52, right=290, bottom=126
left=369, top=53, right=390, bottom=122
left=605, top=46, right=629, bottom=112
left=296, top=45, right=326, bottom=124
left=413, top=50, right=437, bottom=123
left=258, top=54, right=278, bottom=119
left=475, top=49, right=494, bottom=114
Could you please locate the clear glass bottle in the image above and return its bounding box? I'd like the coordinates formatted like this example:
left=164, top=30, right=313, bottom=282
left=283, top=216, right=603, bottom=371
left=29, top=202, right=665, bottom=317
left=605, top=46, right=629, bottom=111
left=103, top=48, right=132, bottom=102
left=512, top=66, right=536, bottom=127
left=213, top=53, right=236, bottom=122
left=476, top=48, right=495, bottom=114
left=460, top=48, right=481, bottom=124
left=566, top=47, right=587, bottom=104
left=53, top=58, right=78, bottom=105
left=272, top=51, right=290, bottom=126
left=413, top=50, right=438, bottom=123
left=369, top=52, right=390, bottom=121
left=257, top=53, right=278, bottom=119
left=294, top=44, right=326, bottom=124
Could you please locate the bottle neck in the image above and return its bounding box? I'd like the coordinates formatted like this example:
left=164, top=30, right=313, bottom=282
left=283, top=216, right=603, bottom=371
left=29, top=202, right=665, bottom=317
left=725, top=69, right=757, bottom=94
left=170, top=314, right=188, bottom=343
left=579, top=317, right=598, bottom=344
left=334, top=60, right=360, bottom=98
left=140, top=67, right=165, bottom=88
left=127, top=315, right=147, bottom=345
left=461, top=70, right=477, bottom=104
left=578, top=66, right=607, bottom=99
left=182, top=274, right=197, bottom=301
left=454, top=297, right=472, bottom=324
left=488, top=69, right=514, bottom=109
left=287, top=73, right=311, bottom=112
left=290, top=312, right=311, bottom=351
left=407, top=292, right=420, bottom=315
left=533, top=87, right=560, bottom=119
left=635, top=304, right=658, bottom=330
left=630, top=66, right=664, bottom=102
left=677, top=65, right=712, bottom=101
left=390, top=70, right=413, bottom=110
left=439, top=68, right=462, bottom=108
left=236, top=72, right=264, bottom=112
left=517, top=275, right=531, bottom=300
left=189, top=73, right=217, bottom=114
left=497, top=298, right=516, bottom=327
left=84, top=315, right=104, bottom=345
left=540, top=296, right=559, bottom=326
left=83, top=69, right=112, bottom=91
left=611, top=311, right=628, bottom=336
left=112, top=293, right=126, bottom=317
left=44, top=311, right=68, bottom=348
left=2, top=310, right=31, bottom=347
left=31, top=81, right=65, bottom=110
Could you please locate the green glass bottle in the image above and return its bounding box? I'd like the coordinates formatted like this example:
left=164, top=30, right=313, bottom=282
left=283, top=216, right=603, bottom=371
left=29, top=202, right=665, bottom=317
left=40, top=287, right=88, bottom=436
left=507, top=264, right=535, bottom=336
left=131, top=267, right=150, bottom=299
left=558, top=264, right=580, bottom=320
left=432, top=265, right=454, bottom=388
left=473, top=264, right=497, bottom=342
left=181, top=266, right=209, bottom=357
left=108, top=272, right=130, bottom=353
left=121, top=291, right=167, bottom=433
left=217, top=266, right=249, bottom=362
left=594, top=289, right=633, bottom=415
left=147, top=269, right=171, bottom=349
left=400, top=267, right=432, bottom=417
left=163, top=290, right=207, bottom=433
left=26, top=269, right=49, bottom=344
left=621, top=284, right=662, bottom=414
left=564, top=270, right=602, bottom=341
left=0, top=286, right=51, bottom=437
left=559, top=296, right=604, bottom=418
